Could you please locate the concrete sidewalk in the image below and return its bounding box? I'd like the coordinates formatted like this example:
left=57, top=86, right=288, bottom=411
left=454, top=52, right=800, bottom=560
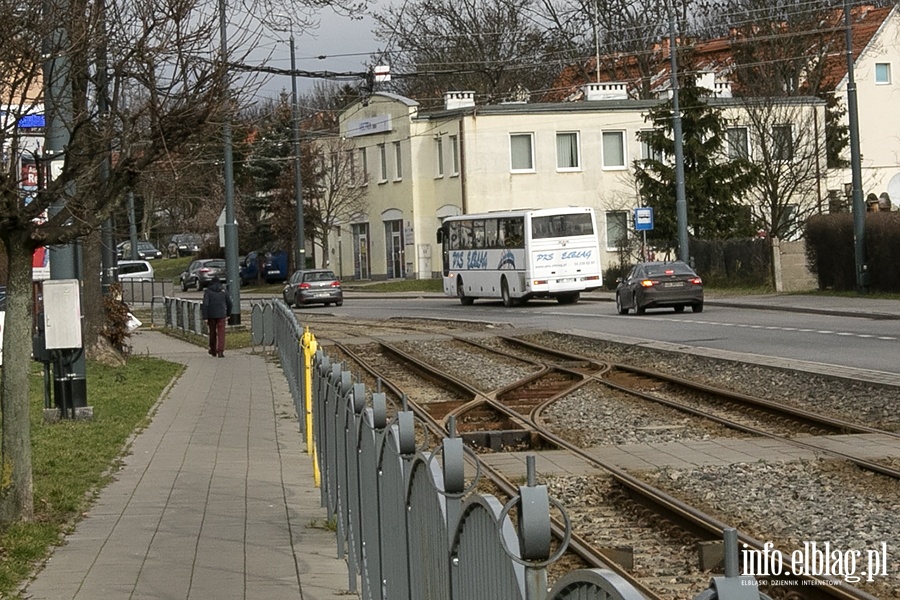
left=22, top=331, right=355, bottom=600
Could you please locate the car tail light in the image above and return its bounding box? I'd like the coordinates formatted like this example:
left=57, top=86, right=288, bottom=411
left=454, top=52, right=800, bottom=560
left=664, top=269, right=674, bottom=274
left=690, top=277, right=702, bottom=285
left=199, top=268, right=210, bottom=273
left=640, top=279, right=656, bottom=287
left=299, top=282, right=311, bottom=289
left=533, top=280, right=548, bottom=285
left=331, top=281, right=341, bottom=288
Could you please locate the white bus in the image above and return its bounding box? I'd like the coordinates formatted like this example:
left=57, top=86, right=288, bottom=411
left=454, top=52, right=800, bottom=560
left=437, top=206, right=603, bottom=306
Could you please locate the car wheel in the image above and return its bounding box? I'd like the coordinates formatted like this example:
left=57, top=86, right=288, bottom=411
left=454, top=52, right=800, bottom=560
left=692, top=302, right=704, bottom=313
left=501, top=278, right=515, bottom=308
left=181, top=279, right=188, bottom=292
left=673, top=305, right=685, bottom=313
left=634, top=293, right=645, bottom=315
left=458, top=278, right=474, bottom=306
left=335, top=301, right=343, bottom=307
left=616, top=293, right=628, bottom=315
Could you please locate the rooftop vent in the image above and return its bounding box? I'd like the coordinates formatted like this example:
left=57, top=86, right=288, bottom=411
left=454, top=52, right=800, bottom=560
left=444, top=91, right=476, bottom=110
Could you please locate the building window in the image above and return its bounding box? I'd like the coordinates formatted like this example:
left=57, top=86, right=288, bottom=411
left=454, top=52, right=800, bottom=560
left=449, top=135, right=460, bottom=175
left=602, top=131, right=626, bottom=169
left=875, top=62, right=891, bottom=84
left=727, top=126, right=750, bottom=160
left=434, top=137, right=444, bottom=177
left=393, top=141, right=402, bottom=180
left=378, top=143, right=388, bottom=182
left=347, top=150, right=355, bottom=184
left=510, top=133, right=534, bottom=172
left=772, top=125, right=793, bottom=161
left=640, top=130, right=664, bottom=163
left=556, top=132, right=580, bottom=170
left=605, top=211, right=629, bottom=249
left=358, top=147, right=368, bottom=185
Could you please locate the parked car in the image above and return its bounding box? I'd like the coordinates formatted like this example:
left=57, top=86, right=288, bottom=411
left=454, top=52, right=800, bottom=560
left=117, top=240, right=163, bottom=260
left=240, top=250, right=288, bottom=285
left=180, top=258, right=227, bottom=291
left=117, top=259, right=155, bottom=282
left=615, top=261, right=704, bottom=315
left=167, top=233, right=204, bottom=258
left=282, top=269, right=343, bottom=307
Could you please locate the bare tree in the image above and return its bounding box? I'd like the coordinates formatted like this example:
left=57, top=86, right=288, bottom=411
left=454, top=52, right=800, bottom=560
left=740, top=98, right=826, bottom=241
left=0, top=0, right=254, bottom=524
left=301, top=136, right=367, bottom=267
left=373, top=0, right=566, bottom=106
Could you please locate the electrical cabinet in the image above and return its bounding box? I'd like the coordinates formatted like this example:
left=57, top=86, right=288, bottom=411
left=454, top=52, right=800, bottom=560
left=43, top=279, right=82, bottom=349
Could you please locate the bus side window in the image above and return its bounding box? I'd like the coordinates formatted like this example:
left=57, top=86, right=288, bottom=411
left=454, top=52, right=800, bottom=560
left=459, top=220, right=474, bottom=249
left=449, top=221, right=461, bottom=250
left=484, top=219, right=499, bottom=248
left=473, top=220, right=485, bottom=248
left=501, top=218, right=523, bottom=247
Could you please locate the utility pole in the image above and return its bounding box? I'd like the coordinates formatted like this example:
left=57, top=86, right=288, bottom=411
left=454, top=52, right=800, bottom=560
left=844, top=0, right=867, bottom=293
left=43, top=0, right=89, bottom=415
left=219, top=0, right=241, bottom=324
left=288, top=26, right=307, bottom=271
left=668, top=3, right=689, bottom=264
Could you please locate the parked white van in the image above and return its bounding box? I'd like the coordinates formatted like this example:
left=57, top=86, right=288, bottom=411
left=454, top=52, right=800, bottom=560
left=118, top=260, right=155, bottom=282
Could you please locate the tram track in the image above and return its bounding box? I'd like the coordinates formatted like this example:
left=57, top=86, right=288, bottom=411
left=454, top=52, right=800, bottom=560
left=318, top=329, right=893, bottom=600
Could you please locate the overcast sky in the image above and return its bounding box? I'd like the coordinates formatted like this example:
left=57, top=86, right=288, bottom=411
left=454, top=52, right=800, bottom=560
left=239, top=3, right=386, bottom=103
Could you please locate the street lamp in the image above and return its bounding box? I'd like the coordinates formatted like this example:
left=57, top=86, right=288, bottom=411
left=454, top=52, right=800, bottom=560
left=276, top=15, right=307, bottom=271
left=219, top=0, right=241, bottom=324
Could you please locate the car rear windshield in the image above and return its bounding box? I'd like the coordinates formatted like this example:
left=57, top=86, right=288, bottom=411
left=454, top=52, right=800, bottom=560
left=304, top=271, right=337, bottom=282
left=206, top=260, right=226, bottom=269
left=645, top=264, right=695, bottom=276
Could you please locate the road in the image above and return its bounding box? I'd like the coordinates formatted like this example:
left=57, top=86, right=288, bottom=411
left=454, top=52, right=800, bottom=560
left=306, top=296, right=900, bottom=377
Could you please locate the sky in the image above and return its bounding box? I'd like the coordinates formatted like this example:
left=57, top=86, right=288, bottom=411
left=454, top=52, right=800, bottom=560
left=238, top=3, right=387, bottom=104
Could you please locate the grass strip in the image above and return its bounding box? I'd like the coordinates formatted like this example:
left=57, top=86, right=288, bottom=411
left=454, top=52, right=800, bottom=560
left=0, top=356, right=182, bottom=598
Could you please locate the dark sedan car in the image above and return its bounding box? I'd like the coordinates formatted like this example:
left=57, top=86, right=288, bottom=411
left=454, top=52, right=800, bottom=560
left=180, top=258, right=227, bottom=291
left=117, top=240, right=163, bottom=261
left=282, top=269, right=343, bottom=307
left=615, top=261, right=704, bottom=314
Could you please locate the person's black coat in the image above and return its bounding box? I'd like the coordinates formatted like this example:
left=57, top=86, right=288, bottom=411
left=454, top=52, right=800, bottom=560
left=201, top=279, right=232, bottom=319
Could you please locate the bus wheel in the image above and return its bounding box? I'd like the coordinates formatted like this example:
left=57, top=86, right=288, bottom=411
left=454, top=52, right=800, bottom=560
left=501, top=278, right=515, bottom=307
left=458, top=279, right=474, bottom=305
left=557, top=292, right=579, bottom=305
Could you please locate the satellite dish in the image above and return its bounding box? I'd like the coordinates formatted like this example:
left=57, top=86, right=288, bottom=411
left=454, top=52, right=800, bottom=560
left=887, top=173, right=900, bottom=209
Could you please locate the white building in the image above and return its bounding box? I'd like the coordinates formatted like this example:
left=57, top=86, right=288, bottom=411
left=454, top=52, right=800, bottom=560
left=333, top=88, right=825, bottom=281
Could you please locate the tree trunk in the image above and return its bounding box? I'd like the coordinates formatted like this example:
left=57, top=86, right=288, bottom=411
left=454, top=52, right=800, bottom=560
left=0, top=236, right=35, bottom=523
left=82, top=228, right=102, bottom=353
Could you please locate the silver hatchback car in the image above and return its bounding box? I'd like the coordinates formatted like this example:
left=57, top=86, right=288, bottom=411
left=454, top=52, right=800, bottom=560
left=283, top=269, right=343, bottom=307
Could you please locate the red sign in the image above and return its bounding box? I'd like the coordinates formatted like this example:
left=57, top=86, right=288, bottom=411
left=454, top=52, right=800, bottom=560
left=21, top=162, right=38, bottom=187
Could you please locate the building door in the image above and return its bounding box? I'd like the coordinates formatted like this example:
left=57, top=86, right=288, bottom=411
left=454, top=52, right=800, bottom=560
left=352, top=223, right=370, bottom=280
left=384, top=220, right=404, bottom=279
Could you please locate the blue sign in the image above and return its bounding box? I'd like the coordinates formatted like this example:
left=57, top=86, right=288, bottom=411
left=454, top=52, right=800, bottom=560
left=634, top=207, right=654, bottom=231
left=18, top=114, right=45, bottom=129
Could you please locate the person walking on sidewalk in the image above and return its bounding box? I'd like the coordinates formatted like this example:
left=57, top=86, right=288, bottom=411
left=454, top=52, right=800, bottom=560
left=201, top=276, right=232, bottom=357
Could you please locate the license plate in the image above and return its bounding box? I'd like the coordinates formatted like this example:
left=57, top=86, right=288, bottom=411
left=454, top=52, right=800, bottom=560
left=664, top=281, right=682, bottom=287
left=558, top=277, right=575, bottom=283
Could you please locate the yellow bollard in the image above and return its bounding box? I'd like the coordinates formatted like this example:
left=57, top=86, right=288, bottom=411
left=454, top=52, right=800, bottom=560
left=301, top=327, right=320, bottom=486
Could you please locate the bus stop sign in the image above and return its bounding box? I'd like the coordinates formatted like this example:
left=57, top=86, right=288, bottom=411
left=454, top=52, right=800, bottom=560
left=634, top=207, right=654, bottom=231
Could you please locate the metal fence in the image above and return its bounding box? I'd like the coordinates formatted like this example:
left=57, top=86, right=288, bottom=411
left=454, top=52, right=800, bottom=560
left=121, top=278, right=174, bottom=306
left=248, top=299, right=765, bottom=600
left=159, top=296, right=205, bottom=336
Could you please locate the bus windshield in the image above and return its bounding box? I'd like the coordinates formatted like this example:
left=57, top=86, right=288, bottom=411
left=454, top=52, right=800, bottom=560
left=530, top=213, right=594, bottom=239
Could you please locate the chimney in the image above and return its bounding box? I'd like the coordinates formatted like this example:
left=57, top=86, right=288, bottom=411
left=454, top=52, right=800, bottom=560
left=444, top=91, right=476, bottom=110
left=582, top=82, right=629, bottom=101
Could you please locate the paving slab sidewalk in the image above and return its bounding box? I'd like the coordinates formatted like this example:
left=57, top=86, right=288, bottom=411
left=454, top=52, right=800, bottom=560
left=22, top=330, right=356, bottom=600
